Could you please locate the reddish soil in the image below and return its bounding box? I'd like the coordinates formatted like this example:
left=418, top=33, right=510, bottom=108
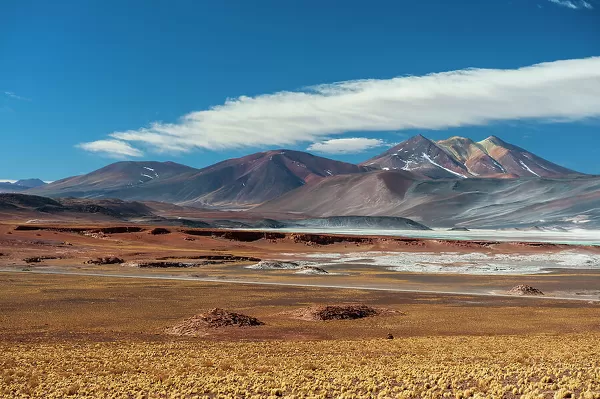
left=3, top=222, right=596, bottom=257
left=14, top=225, right=145, bottom=234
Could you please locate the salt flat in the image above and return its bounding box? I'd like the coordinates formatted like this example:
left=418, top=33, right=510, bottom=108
left=283, top=250, right=600, bottom=275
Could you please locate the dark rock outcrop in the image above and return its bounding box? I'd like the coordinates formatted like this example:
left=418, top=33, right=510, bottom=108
left=308, top=305, right=378, bottom=320
left=149, top=227, right=171, bottom=235
left=167, top=308, right=264, bottom=335
left=85, top=257, right=125, bottom=265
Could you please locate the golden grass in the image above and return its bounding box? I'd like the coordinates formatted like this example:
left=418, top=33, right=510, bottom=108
left=1, top=334, right=600, bottom=398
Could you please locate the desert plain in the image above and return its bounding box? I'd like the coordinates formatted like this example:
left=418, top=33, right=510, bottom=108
left=0, top=221, right=599, bottom=399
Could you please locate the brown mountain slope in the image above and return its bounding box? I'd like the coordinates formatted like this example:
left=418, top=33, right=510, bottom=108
left=477, top=136, right=580, bottom=178
left=140, top=150, right=373, bottom=207
left=436, top=136, right=513, bottom=177
left=254, top=170, right=421, bottom=217
left=29, top=161, right=198, bottom=198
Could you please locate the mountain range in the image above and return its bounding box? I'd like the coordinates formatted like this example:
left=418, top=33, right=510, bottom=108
left=4, top=135, right=599, bottom=229
left=0, top=179, right=47, bottom=193
left=25, top=150, right=372, bottom=206
left=362, top=135, right=580, bottom=179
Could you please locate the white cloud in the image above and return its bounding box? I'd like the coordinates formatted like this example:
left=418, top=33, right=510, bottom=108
left=547, top=0, right=593, bottom=9
left=307, top=138, right=388, bottom=154
left=3, top=91, right=30, bottom=101
left=77, top=139, right=143, bottom=157
left=79, top=57, right=600, bottom=156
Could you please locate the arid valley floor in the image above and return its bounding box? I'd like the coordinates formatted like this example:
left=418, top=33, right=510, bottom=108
left=1, top=222, right=599, bottom=398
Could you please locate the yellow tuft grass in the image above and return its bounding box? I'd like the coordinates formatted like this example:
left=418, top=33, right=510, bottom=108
left=0, top=334, right=599, bottom=398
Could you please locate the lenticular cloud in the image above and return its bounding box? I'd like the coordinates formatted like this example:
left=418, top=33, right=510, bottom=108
left=79, top=57, right=600, bottom=156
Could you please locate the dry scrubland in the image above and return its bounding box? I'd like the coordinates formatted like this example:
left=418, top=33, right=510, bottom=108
left=1, top=335, right=600, bottom=399
left=1, top=274, right=600, bottom=398
left=2, top=225, right=600, bottom=398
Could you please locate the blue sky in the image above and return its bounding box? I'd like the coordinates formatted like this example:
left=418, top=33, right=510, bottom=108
left=1, top=0, right=599, bottom=180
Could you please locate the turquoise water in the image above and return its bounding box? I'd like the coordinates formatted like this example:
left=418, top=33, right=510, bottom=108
left=252, top=228, right=600, bottom=246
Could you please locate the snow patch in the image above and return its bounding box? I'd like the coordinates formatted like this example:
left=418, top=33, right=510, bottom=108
left=140, top=173, right=154, bottom=179
left=421, top=153, right=467, bottom=178
left=402, top=159, right=417, bottom=171
left=143, top=166, right=155, bottom=172
left=488, top=157, right=506, bottom=173
left=562, top=215, right=591, bottom=224
left=524, top=153, right=553, bottom=172
left=519, top=160, right=540, bottom=177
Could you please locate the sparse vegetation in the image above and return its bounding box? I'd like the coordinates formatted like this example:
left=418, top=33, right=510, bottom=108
left=0, top=334, right=599, bottom=398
